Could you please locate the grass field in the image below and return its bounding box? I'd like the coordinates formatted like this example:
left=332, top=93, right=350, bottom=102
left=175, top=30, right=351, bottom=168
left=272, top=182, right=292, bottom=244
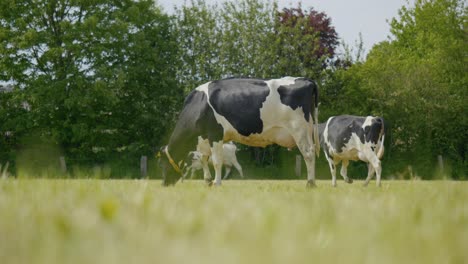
left=0, top=179, right=467, bottom=264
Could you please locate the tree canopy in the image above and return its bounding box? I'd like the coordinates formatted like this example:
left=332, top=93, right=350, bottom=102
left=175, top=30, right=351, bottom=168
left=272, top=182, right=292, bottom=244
left=0, top=0, right=180, bottom=171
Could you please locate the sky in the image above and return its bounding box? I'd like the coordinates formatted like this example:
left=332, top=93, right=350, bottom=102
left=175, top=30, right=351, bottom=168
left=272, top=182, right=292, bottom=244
left=158, top=0, right=414, bottom=55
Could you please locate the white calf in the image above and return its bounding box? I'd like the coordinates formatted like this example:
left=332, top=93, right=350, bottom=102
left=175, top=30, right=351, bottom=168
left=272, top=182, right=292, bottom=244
left=182, top=142, right=244, bottom=181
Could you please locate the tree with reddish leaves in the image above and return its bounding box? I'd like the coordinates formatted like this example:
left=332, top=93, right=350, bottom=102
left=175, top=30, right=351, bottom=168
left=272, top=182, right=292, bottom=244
left=274, top=5, right=339, bottom=77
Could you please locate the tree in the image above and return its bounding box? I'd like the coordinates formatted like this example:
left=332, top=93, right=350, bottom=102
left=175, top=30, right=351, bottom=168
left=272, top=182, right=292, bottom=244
left=274, top=4, right=339, bottom=78
left=174, top=0, right=223, bottom=91
left=218, top=0, right=277, bottom=78
left=0, top=0, right=180, bottom=170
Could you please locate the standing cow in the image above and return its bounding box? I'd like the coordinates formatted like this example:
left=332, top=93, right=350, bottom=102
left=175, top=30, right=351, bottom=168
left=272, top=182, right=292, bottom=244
left=319, top=115, right=385, bottom=187
left=182, top=142, right=243, bottom=181
left=159, top=77, right=320, bottom=187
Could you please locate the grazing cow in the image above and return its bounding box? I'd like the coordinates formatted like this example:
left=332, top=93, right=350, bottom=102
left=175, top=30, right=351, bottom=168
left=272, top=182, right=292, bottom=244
left=318, top=115, right=385, bottom=187
left=181, top=142, right=244, bottom=181
left=159, top=77, right=320, bottom=187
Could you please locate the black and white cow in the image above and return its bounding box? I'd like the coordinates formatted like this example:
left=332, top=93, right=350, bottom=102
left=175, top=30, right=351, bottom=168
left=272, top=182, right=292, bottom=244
left=159, top=77, right=320, bottom=187
left=318, top=115, right=385, bottom=187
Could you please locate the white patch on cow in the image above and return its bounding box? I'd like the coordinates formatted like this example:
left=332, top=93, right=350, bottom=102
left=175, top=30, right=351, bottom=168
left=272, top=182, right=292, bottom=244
left=323, top=116, right=335, bottom=156
left=377, top=135, right=385, bottom=159
left=195, top=82, right=211, bottom=93
left=334, top=132, right=380, bottom=162
left=362, top=116, right=373, bottom=129
left=258, top=77, right=309, bottom=148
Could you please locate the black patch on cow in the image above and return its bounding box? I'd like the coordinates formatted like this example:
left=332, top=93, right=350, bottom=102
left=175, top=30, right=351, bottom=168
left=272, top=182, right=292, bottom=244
left=277, top=78, right=317, bottom=122
left=168, top=90, right=224, bottom=163
left=366, top=117, right=384, bottom=144
left=208, top=78, right=270, bottom=136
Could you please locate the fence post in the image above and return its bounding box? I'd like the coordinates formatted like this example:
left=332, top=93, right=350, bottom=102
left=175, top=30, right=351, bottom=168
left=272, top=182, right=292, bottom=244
left=295, top=155, right=302, bottom=177
left=59, top=156, right=67, bottom=174
left=438, top=155, right=444, bottom=176
left=140, top=156, right=147, bottom=179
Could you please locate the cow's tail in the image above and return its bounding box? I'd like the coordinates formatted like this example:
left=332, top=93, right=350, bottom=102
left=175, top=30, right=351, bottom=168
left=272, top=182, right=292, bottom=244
left=376, top=117, right=385, bottom=159
left=313, top=80, right=320, bottom=157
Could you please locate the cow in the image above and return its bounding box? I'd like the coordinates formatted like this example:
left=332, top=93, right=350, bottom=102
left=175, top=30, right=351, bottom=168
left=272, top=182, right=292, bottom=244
left=181, top=142, right=244, bottom=181
left=318, top=115, right=385, bottom=187
left=159, top=77, right=320, bottom=187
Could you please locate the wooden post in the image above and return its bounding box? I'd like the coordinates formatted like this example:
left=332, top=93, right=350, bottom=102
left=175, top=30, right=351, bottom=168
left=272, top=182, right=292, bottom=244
left=59, top=156, right=67, bottom=173
left=295, top=155, right=302, bottom=177
left=140, top=156, right=147, bottom=179
left=1, top=162, right=9, bottom=179
left=438, top=155, right=444, bottom=175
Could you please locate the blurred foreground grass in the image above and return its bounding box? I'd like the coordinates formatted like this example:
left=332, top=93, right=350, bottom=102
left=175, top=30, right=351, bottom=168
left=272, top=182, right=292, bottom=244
left=0, top=179, right=467, bottom=264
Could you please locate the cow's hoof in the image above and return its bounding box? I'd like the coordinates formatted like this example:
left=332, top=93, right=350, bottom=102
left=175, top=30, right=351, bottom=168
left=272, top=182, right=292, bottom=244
left=306, top=180, right=317, bottom=188
left=345, top=178, right=353, bottom=184
left=332, top=183, right=337, bottom=187
left=205, top=179, right=213, bottom=187
left=363, top=182, right=369, bottom=187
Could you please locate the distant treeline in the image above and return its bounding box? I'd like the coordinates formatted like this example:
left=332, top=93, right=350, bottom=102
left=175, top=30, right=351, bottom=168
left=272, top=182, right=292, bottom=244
left=0, top=0, right=466, bottom=179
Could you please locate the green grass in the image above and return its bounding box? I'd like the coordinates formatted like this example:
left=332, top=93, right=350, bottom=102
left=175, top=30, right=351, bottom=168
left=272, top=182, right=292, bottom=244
left=0, top=179, right=467, bottom=264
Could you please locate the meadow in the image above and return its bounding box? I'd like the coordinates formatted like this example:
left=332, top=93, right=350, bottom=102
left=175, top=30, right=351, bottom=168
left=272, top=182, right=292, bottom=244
left=0, top=179, right=467, bottom=264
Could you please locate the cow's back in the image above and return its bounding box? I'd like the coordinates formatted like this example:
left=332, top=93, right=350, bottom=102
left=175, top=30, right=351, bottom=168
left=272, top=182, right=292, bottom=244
left=195, top=77, right=318, bottom=148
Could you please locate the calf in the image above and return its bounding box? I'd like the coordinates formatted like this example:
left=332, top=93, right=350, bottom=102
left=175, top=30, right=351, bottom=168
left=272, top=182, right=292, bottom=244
left=319, top=115, right=385, bottom=187
left=182, top=142, right=244, bottom=181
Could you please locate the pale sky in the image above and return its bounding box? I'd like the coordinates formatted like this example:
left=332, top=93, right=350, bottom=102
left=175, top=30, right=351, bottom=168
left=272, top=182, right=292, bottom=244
left=158, top=0, right=414, bottom=55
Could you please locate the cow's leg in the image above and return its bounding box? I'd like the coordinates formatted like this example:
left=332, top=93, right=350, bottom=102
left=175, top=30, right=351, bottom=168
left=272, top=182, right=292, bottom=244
left=305, top=150, right=316, bottom=188
left=181, top=165, right=190, bottom=182
left=293, top=131, right=316, bottom=187
left=211, top=141, right=224, bottom=186
left=361, top=151, right=382, bottom=187
left=325, top=154, right=338, bottom=187
left=223, top=166, right=231, bottom=180
left=232, top=160, right=244, bottom=178
left=340, top=160, right=353, bottom=184
left=190, top=165, right=198, bottom=179
left=197, top=137, right=213, bottom=185
left=375, top=164, right=382, bottom=187
left=363, top=163, right=375, bottom=187
left=200, top=155, right=212, bottom=185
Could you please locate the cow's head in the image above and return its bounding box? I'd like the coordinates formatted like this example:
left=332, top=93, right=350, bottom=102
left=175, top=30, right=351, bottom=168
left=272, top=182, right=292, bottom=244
left=364, top=117, right=385, bottom=144
left=157, top=146, right=183, bottom=186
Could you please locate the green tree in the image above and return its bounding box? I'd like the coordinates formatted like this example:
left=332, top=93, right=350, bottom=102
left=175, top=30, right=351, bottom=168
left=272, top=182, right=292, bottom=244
left=174, top=0, right=223, bottom=91
left=0, top=0, right=180, bottom=171
left=218, top=0, right=277, bottom=78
